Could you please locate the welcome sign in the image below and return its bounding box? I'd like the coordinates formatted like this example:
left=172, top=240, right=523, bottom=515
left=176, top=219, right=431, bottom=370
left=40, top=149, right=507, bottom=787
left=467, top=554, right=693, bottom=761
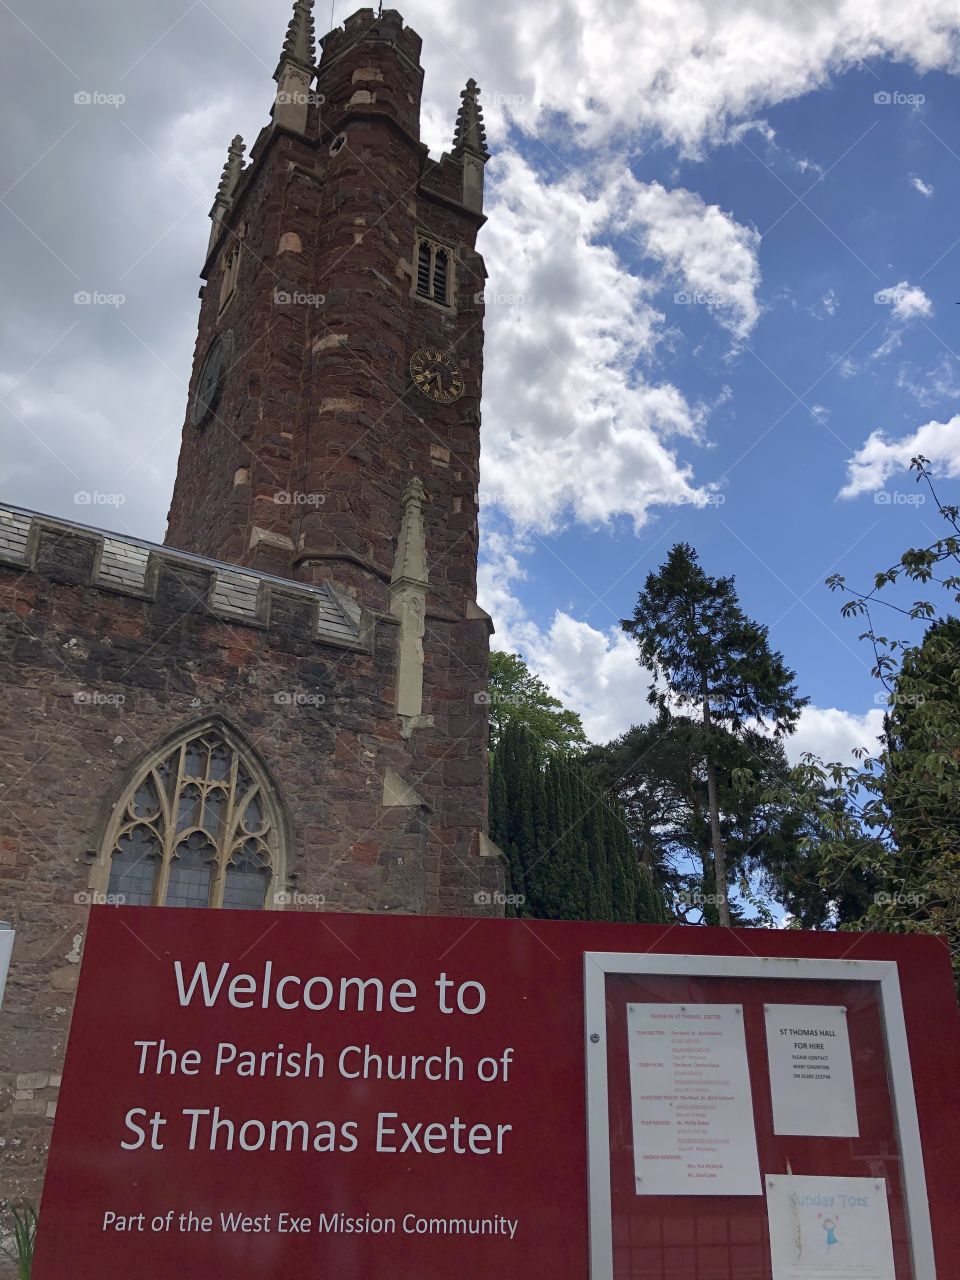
left=32, top=907, right=960, bottom=1278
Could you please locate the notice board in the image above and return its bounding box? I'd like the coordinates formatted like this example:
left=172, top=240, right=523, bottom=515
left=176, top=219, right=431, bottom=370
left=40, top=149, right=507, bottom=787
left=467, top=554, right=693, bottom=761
left=31, top=908, right=960, bottom=1279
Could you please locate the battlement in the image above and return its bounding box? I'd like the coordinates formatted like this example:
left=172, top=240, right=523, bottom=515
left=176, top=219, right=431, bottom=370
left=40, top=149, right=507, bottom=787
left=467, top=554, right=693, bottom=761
left=321, top=8, right=423, bottom=63
left=0, top=505, right=365, bottom=650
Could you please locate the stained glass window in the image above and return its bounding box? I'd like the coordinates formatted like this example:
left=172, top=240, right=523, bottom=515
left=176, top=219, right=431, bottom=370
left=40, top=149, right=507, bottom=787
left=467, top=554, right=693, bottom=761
left=103, top=726, right=281, bottom=910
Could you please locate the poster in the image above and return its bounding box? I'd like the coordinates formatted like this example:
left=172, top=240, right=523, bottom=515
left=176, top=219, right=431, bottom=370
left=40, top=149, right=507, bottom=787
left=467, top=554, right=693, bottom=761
left=764, top=1004, right=859, bottom=1137
left=626, top=1003, right=761, bottom=1196
left=765, top=1175, right=896, bottom=1280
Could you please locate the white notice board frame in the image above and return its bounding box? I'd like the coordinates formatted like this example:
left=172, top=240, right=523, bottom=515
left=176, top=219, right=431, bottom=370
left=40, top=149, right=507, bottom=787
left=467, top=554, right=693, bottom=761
left=0, top=927, right=13, bottom=1012
left=583, top=952, right=935, bottom=1280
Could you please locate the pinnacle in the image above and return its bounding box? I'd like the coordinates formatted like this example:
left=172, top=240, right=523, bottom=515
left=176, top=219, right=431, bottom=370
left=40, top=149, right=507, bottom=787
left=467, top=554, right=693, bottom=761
left=280, top=0, right=316, bottom=71
left=402, top=477, right=427, bottom=507
left=452, top=79, right=490, bottom=161
left=215, top=135, right=245, bottom=203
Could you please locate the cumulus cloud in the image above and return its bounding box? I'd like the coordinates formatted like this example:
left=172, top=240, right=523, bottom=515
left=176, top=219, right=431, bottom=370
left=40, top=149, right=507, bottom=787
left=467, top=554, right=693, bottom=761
left=878, top=281, right=933, bottom=323
left=478, top=154, right=763, bottom=531
left=910, top=175, right=935, bottom=197
left=409, top=0, right=960, bottom=157
left=840, top=413, right=960, bottom=497
left=785, top=706, right=884, bottom=766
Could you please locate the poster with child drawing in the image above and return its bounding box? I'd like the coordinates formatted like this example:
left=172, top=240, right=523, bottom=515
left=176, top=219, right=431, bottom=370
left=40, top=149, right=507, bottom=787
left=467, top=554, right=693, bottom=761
left=765, top=1175, right=896, bottom=1279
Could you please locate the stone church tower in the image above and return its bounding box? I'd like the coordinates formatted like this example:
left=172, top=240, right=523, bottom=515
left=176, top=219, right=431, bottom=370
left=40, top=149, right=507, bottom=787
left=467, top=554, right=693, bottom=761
left=0, top=2, right=502, bottom=1225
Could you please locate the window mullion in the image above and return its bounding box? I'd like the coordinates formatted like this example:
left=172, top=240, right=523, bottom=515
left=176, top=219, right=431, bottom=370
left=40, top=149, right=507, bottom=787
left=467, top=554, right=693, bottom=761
left=155, top=745, right=184, bottom=906
left=212, top=747, right=241, bottom=909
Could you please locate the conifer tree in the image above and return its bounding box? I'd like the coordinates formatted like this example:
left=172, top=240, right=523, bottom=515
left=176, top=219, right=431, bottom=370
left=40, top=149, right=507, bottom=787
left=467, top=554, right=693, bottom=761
left=622, top=544, right=807, bottom=926
left=491, top=722, right=666, bottom=924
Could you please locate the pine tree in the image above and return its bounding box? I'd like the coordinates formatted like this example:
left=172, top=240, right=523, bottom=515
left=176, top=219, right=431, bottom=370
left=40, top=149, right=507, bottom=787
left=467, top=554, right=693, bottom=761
left=622, top=544, right=807, bottom=926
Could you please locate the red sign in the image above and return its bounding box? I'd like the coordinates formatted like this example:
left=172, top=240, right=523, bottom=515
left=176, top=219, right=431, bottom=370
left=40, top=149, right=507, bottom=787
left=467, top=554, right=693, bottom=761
left=33, top=908, right=960, bottom=1278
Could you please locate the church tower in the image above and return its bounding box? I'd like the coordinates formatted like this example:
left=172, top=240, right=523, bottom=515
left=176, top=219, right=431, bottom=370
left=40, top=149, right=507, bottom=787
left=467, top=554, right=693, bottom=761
left=0, top=1, right=503, bottom=1218
left=165, top=2, right=490, bottom=637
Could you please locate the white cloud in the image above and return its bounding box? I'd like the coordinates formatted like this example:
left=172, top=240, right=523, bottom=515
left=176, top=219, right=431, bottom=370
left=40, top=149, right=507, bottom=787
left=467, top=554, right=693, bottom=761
left=785, top=706, right=884, bottom=766
left=409, top=0, right=960, bottom=158
left=479, top=156, right=760, bottom=532
left=479, top=531, right=654, bottom=741
left=910, top=175, right=935, bottom=197
left=870, top=281, right=933, bottom=359
left=840, top=412, right=960, bottom=497
left=881, top=281, right=933, bottom=323
left=626, top=179, right=762, bottom=338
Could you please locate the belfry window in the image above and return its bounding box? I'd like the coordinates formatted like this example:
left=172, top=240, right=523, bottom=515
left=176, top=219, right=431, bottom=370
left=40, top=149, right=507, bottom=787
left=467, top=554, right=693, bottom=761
left=102, top=723, right=284, bottom=910
left=413, top=236, right=453, bottom=307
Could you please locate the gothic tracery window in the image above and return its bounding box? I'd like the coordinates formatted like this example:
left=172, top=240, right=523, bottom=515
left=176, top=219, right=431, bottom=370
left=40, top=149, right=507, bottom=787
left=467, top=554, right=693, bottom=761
left=103, top=725, right=283, bottom=910
left=413, top=235, right=453, bottom=307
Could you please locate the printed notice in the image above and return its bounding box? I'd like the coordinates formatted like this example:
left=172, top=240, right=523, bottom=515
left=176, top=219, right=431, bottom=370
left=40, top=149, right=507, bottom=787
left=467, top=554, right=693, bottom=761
left=626, top=1003, right=761, bottom=1196
left=764, top=1005, right=858, bottom=1137
left=766, top=1174, right=896, bottom=1280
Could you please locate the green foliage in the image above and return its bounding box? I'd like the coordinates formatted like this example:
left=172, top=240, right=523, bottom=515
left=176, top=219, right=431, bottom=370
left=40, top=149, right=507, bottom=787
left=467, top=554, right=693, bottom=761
left=584, top=712, right=852, bottom=927
left=621, top=543, right=807, bottom=924
left=2, top=1203, right=37, bottom=1279
left=490, top=721, right=667, bottom=924
left=812, top=458, right=960, bottom=982
left=486, top=651, right=588, bottom=753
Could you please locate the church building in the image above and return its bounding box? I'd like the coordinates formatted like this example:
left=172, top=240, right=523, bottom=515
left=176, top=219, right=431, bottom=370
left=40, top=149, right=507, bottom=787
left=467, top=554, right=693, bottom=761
left=0, top=1, right=503, bottom=1216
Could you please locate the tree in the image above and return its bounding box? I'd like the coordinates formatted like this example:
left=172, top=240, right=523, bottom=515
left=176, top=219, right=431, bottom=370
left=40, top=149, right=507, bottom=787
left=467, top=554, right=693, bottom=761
left=768, top=457, right=960, bottom=982
left=489, top=722, right=666, bottom=924
left=585, top=712, right=844, bottom=926
left=486, top=651, right=588, bottom=753
left=621, top=543, right=808, bottom=925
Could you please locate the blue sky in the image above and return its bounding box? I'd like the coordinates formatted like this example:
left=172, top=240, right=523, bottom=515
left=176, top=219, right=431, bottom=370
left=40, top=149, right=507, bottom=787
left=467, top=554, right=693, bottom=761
left=2, top=0, right=960, bottom=763
left=473, top=48, right=960, bottom=758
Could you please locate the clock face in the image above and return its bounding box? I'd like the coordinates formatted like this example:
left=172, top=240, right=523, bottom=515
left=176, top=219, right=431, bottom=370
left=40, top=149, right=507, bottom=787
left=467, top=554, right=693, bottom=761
left=192, top=336, right=227, bottom=427
left=410, top=347, right=465, bottom=405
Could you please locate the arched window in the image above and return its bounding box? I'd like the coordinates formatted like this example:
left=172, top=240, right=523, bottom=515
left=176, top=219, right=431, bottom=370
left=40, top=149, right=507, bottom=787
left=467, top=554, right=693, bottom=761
left=413, top=235, right=453, bottom=307
left=99, top=722, right=286, bottom=910
left=218, top=236, right=242, bottom=315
